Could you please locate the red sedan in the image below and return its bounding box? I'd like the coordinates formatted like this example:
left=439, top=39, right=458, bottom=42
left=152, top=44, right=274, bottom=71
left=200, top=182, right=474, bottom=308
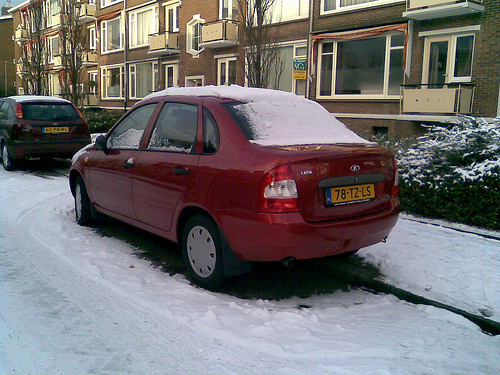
left=69, top=86, right=399, bottom=288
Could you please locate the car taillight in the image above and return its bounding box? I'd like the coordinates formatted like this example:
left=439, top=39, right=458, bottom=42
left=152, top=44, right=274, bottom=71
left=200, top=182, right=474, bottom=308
left=391, top=156, right=399, bottom=198
left=259, top=163, right=299, bottom=213
left=14, top=103, right=23, bottom=118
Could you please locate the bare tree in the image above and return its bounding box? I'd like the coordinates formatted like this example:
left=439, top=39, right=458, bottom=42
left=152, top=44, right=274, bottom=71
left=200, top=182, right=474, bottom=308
left=237, top=0, right=284, bottom=89
left=58, top=0, right=90, bottom=108
left=19, top=1, right=49, bottom=95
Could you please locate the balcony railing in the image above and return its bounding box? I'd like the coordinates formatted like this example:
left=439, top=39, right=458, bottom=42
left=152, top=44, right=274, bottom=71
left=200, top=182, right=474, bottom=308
left=148, top=32, right=180, bottom=54
left=400, top=84, right=475, bottom=115
left=403, top=0, right=484, bottom=20
left=82, top=51, right=98, bottom=66
left=200, top=20, right=238, bottom=49
left=77, top=2, right=97, bottom=23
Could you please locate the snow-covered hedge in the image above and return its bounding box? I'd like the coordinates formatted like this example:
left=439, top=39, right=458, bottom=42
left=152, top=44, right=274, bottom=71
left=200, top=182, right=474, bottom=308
left=394, top=117, right=500, bottom=230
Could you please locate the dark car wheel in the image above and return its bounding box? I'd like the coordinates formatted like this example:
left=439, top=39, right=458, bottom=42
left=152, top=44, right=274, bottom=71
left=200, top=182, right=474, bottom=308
left=182, top=214, right=226, bottom=289
left=1, top=143, right=15, bottom=171
left=74, top=177, right=92, bottom=226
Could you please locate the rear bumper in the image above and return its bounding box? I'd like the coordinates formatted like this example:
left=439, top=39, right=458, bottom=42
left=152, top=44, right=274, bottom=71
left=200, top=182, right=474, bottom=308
left=9, top=139, right=91, bottom=159
left=215, top=198, right=400, bottom=262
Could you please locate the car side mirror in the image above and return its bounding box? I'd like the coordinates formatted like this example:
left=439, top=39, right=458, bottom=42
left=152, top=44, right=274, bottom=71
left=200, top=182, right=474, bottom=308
left=94, top=135, right=108, bottom=152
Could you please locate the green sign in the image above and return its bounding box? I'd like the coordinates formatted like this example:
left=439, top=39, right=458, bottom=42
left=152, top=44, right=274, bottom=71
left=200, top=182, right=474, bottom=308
left=293, top=59, right=307, bottom=71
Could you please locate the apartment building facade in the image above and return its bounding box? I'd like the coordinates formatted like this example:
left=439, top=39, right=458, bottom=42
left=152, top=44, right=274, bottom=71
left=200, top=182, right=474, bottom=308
left=7, top=0, right=500, bottom=138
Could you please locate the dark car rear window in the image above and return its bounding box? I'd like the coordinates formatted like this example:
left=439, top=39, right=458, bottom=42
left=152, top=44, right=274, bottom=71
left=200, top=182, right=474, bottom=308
left=221, top=102, right=255, bottom=141
left=22, top=103, right=80, bottom=121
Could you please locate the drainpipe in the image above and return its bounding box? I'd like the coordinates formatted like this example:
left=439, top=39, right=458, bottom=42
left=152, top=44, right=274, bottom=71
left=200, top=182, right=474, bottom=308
left=306, top=0, right=314, bottom=100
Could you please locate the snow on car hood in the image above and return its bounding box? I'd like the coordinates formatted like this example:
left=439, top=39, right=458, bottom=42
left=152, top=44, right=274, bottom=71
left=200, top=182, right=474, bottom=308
left=143, top=85, right=370, bottom=146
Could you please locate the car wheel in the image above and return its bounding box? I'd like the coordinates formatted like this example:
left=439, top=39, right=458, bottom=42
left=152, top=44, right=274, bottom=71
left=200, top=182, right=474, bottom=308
left=1, top=143, right=15, bottom=171
left=182, top=214, right=225, bottom=289
left=74, top=176, right=92, bottom=226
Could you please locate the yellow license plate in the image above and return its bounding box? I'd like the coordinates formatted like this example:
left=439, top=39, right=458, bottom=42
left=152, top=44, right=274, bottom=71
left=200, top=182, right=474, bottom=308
left=326, top=183, right=375, bottom=206
left=43, top=126, right=69, bottom=134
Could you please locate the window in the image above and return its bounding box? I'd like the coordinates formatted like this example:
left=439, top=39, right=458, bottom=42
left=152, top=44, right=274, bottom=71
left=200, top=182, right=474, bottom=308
left=88, top=71, right=98, bottom=94
left=166, top=2, right=180, bottom=32
left=318, top=33, right=404, bottom=98
left=164, top=63, right=179, bottom=88
left=101, top=0, right=122, bottom=8
left=186, top=15, right=205, bottom=56
left=147, top=103, right=198, bottom=153
left=322, top=0, right=395, bottom=14
left=89, top=25, right=96, bottom=50
left=217, top=56, right=237, bottom=86
left=101, top=17, right=122, bottom=53
left=101, top=65, right=125, bottom=99
left=130, top=62, right=157, bottom=99
left=47, top=0, right=60, bottom=27
left=422, top=33, right=475, bottom=85
left=129, top=7, right=158, bottom=48
left=49, top=74, right=61, bottom=96
left=186, top=75, right=205, bottom=87
left=269, top=0, right=308, bottom=23
left=107, top=104, right=157, bottom=150
left=48, top=35, right=60, bottom=63
left=203, top=108, right=219, bottom=154
left=220, top=0, right=238, bottom=20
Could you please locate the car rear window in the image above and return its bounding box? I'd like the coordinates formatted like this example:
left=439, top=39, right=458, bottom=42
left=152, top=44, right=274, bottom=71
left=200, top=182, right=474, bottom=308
left=22, top=103, right=80, bottom=121
left=221, top=102, right=255, bottom=141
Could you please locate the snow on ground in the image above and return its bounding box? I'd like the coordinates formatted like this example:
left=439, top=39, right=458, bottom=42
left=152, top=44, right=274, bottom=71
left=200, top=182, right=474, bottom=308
left=1, top=168, right=499, bottom=374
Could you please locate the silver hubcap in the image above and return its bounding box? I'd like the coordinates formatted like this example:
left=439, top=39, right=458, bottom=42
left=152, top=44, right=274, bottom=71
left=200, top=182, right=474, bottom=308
left=2, top=145, right=9, bottom=166
left=75, top=184, right=83, bottom=219
left=187, top=225, right=216, bottom=278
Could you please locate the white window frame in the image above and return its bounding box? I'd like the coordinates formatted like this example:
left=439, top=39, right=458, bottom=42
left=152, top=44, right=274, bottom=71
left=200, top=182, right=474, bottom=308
left=101, top=64, right=125, bottom=99
left=129, top=6, right=158, bottom=49
left=88, top=71, right=98, bottom=94
left=316, top=33, right=405, bottom=99
left=321, top=0, right=404, bottom=15
left=216, top=55, right=237, bottom=85
left=101, top=0, right=123, bottom=9
left=185, top=75, right=205, bottom=87
left=220, top=0, right=238, bottom=20
left=293, top=43, right=308, bottom=96
left=268, top=0, right=308, bottom=23
left=48, top=34, right=60, bottom=63
left=49, top=73, right=61, bottom=96
left=421, top=31, right=477, bottom=84
left=165, top=1, right=180, bottom=33
left=164, top=62, right=179, bottom=88
left=129, top=61, right=158, bottom=99
left=47, top=0, right=60, bottom=27
left=101, top=16, right=123, bottom=54
left=186, top=14, right=205, bottom=57
left=89, top=25, right=97, bottom=50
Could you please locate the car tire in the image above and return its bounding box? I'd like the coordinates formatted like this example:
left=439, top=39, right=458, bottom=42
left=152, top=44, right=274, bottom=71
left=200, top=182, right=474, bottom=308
left=1, top=142, right=15, bottom=171
left=182, top=214, right=226, bottom=289
left=74, top=176, right=92, bottom=226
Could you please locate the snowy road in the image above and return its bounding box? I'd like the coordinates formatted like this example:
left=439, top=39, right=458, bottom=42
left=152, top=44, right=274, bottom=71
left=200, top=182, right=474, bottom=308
left=1, top=164, right=499, bottom=374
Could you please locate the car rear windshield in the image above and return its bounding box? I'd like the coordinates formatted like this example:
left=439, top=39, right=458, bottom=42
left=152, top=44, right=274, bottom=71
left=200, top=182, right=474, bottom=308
left=22, top=103, right=80, bottom=121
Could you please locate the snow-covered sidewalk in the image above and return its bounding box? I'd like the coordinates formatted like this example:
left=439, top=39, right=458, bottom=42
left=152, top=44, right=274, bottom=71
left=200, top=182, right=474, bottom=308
left=1, top=169, right=499, bottom=374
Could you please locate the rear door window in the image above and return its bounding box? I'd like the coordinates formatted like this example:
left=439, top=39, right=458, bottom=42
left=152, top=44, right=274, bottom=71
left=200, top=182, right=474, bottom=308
left=147, top=102, right=198, bottom=153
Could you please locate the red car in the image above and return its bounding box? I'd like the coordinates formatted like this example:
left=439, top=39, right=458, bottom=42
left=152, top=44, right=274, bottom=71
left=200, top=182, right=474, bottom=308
left=69, top=86, right=399, bottom=288
left=0, top=95, right=91, bottom=170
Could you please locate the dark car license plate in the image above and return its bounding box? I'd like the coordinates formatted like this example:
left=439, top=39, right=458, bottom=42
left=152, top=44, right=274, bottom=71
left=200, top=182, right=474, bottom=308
left=326, top=183, right=375, bottom=206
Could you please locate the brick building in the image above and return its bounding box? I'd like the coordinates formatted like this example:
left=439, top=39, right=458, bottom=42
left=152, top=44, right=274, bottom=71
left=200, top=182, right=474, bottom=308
left=7, top=0, right=500, bottom=138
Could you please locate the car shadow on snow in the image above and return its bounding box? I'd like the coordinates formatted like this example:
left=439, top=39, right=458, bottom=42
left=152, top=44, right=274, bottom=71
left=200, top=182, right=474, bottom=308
left=92, top=217, right=383, bottom=300
left=7, top=158, right=71, bottom=178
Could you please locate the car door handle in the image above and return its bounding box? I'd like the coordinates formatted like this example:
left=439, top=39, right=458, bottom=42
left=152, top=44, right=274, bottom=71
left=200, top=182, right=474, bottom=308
left=172, top=167, right=189, bottom=175
left=122, top=157, right=134, bottom=169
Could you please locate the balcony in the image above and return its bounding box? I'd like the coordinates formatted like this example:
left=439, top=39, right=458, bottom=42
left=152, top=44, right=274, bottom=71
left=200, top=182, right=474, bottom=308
left=200, top=20, right=238, bottom=49
left=14, top=26, right=28, bottom=43
left=16, top=61, right=27, bottom=76
left=400, top=84, right=475, bottom=115
left=53, top=55, right=64, bottom=69
left=148, top=32, right=180, bottom=54
left=77, top=2, right=97, bottom=23
left=82, top=51, right=98, bottom=66
left=403, top=0, right=484, bottom=20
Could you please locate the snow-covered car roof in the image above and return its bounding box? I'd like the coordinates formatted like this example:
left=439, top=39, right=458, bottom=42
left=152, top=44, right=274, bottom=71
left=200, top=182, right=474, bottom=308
left=142, top=85, right=370, bottom=147
left=6, top=95, right=72, bottom=104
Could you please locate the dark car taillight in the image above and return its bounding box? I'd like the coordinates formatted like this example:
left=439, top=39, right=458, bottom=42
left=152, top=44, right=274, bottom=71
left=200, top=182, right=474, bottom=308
left=259, top=163, right=299, bottom=213
left=14, top=103, right=23, bottom=118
